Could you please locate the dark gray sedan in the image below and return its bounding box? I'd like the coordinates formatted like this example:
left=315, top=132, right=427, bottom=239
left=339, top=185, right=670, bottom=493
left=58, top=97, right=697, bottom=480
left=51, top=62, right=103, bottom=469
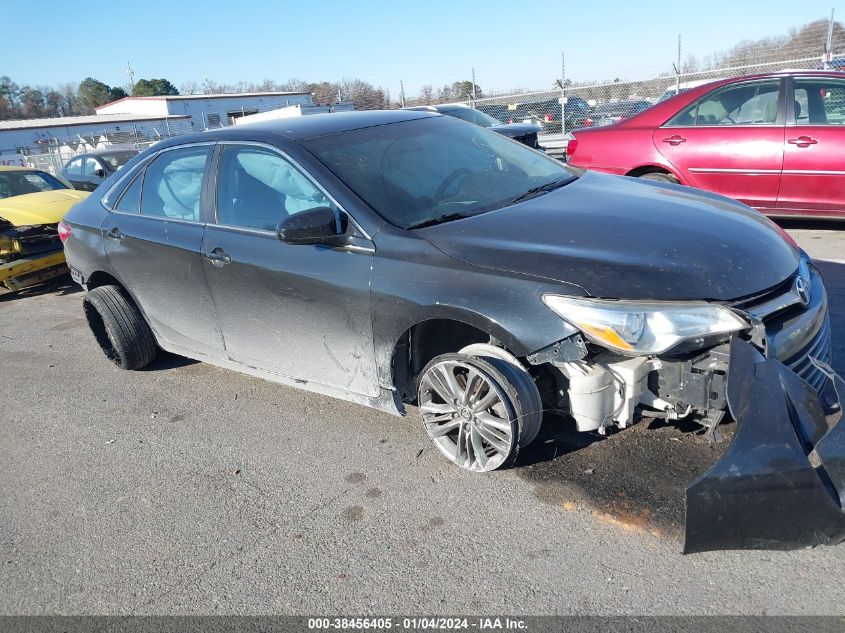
left=405, top=103, right=543, bottom=149
left=59, top=110, right=844, bottom=553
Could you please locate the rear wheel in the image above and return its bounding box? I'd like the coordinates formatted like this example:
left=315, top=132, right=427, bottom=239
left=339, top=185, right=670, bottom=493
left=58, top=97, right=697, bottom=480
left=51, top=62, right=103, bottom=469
left=83, top=285, right=157, bottom=370
left=638, top=171, right=679, bottom=184
left=418, top=353, right=526, bottom=472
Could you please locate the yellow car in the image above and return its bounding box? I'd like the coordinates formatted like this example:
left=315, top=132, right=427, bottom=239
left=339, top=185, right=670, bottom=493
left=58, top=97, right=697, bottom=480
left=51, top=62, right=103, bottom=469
left=0, top=166, right=90, bottom=291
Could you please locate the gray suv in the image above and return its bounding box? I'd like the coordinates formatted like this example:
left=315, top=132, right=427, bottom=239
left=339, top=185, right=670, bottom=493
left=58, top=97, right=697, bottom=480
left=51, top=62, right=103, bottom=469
left=59, top=111, right=844, bottom=553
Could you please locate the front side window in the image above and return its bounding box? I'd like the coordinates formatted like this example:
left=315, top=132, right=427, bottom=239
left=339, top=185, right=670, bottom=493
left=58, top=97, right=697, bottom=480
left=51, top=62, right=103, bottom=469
left=84, top=157, right=102, bottom=176
left=304, top=116, right=575, bottom=229
left=0, top=170, right=68, bottom=199
left=140, top=146, right=211, bottom=221
left=793, top=78, right=845, bottom=125
left=216, top=146, right=331, bottom=231
left=667, top=81, right=781, bottom=126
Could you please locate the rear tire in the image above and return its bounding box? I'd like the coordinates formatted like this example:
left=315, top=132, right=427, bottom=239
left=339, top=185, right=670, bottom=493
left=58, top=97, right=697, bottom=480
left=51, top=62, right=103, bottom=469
left=83, top=285, right=156, bottom=370
left=638, top=171, right=679, bottom=184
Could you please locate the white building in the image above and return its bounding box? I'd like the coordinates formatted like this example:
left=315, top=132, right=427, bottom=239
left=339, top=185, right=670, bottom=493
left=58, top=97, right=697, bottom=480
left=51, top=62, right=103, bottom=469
left=0, top=113, right=191, bottom=166
left=96, top=91, right=314, bottom=129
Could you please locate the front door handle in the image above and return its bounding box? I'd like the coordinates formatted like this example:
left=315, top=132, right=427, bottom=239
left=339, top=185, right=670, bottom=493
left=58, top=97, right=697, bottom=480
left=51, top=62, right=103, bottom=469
left=202, top=248, right=232, bottom=266
left=662, top=134, right=687, bottom=146
left=105, top=227, right=124, bottom=241
left=787, top=135, right=818, bottom=147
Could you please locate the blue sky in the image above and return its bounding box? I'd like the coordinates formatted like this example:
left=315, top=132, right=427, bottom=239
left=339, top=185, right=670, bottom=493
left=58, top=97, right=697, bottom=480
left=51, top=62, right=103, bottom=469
left=4, top=0, right=839, bottom=97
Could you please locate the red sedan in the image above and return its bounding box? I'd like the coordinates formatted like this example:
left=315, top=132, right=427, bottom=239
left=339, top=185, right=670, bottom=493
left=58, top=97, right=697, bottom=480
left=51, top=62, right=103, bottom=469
left=567, top=70, right=845, bottom=218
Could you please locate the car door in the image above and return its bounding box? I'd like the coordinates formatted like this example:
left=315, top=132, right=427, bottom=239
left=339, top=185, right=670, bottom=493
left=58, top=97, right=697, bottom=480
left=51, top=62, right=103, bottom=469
left=64, top=157, right=85, bottom=189
left=777, top=76, right=845, bottom=217
left=82, top=156, right=106, bottom=191
left=654, top=79, right=786, bottom=211
left=201, top=142, right=379, bottom=397
left=102, top=143, right=226, bottom=358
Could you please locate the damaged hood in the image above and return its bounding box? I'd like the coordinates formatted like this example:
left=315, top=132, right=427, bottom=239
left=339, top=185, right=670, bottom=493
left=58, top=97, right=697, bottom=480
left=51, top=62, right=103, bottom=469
left=0, top=190, right=90, bottom=226
left=416, top=171, right=799, bottom=301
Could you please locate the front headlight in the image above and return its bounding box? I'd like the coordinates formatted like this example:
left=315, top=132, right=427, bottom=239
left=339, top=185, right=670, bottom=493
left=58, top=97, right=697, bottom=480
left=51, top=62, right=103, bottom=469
left=542, top=295, right=749, bottom=355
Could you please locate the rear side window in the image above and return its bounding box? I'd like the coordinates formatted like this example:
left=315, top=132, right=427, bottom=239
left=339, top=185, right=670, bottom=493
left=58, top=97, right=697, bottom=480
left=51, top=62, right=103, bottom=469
left=667, top=81, right=781, bottom=126
left=140, top=147, right=211, bottom=221
left=793, top=78, right=845, bottom=125
left=65, top=158, right=83, bottom=176
left=114, top=171, right=144, bottom=213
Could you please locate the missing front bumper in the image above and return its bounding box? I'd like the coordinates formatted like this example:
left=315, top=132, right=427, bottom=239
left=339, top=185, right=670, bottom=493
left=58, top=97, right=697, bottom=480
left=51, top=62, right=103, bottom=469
left=684, top=336, right=845, bottom=553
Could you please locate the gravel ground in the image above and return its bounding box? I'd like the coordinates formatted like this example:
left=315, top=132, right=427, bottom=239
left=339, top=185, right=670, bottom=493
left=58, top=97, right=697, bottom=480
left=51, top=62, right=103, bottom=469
left=0, top=222, right=843, bottom=615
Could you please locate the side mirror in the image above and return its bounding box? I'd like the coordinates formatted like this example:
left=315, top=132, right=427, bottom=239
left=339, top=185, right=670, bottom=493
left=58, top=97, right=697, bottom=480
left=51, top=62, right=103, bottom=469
left=276, top=206, right=348, bottom=245
left=94, top=168, right=106, bottom=178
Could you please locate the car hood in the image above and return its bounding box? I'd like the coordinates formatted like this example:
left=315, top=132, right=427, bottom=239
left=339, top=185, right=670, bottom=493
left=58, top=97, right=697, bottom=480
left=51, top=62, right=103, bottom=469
left=0, top=190, right=90, bottom=226
left=489, top=123, right=542, bottom=138
left=416, top=171, right=799, bottom=301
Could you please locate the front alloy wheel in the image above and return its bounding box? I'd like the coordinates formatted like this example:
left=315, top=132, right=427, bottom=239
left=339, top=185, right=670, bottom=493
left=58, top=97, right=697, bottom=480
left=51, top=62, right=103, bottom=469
left=418, top=354, right=521, bottom=472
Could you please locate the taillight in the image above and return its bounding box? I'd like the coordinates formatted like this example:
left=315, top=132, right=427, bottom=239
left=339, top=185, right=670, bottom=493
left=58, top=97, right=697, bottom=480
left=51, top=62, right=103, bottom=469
left=566, top=138, right=578, bottom=156
left=58, top=220, right=72, bottom=243
left=544, top=113, right=553, bottom=122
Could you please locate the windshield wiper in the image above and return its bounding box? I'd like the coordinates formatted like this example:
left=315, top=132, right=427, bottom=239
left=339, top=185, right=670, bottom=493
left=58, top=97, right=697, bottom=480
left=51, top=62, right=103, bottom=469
left=407, top=211, right=476, bottom=230
left=505, top=177, right=575, bottom=207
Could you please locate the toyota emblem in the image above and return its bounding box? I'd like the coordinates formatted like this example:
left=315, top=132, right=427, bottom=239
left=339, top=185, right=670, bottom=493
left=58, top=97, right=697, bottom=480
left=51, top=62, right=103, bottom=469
left=794, top=276, right=811, bottom=306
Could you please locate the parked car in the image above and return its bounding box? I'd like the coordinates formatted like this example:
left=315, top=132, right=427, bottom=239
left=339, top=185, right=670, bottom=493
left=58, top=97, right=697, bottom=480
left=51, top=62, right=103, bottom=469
left=481, top=96, right=592, bottom=133
left=60, top=110, right=843, bottom=552
left=0, top=166, right=89, bottom=291
left=405, top=104, right=542, bottom=149
left=62, top=149, right=139, bottom=191
left=582, top=99, right=654, bottom=127
left=567, top=70, right=845, bottom=218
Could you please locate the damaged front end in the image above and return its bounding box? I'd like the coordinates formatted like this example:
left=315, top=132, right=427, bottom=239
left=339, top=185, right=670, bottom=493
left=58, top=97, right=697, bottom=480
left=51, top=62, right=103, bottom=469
left=684, top=337, right=844, bottom=553
left=531, top=260, right=844, bottom=552
left=0, top=216, right=66, bottom=291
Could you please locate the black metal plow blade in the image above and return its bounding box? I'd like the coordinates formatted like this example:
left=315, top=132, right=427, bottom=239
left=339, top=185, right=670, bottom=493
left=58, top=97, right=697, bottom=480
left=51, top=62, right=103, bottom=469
left=684, top=337, right=845, bottom=553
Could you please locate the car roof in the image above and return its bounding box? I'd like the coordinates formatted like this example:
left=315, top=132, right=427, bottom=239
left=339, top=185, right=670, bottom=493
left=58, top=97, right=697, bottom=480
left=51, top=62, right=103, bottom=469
left=0, top=165, right=42, bottom=172
left=226, top=109, right=439, bottom=140
left=150, top=109, right=441, bottom=150
left=71, top=149, right=139, bottom=158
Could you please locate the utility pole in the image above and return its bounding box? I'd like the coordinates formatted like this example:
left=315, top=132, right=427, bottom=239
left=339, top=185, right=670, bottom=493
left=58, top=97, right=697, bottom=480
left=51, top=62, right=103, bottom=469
left=471, top=67, right=477, bottom=105
left=560, top=52, right=566, bottom=136
left=676, top=34, right=682, bottom=95
left=125, top=62, right=135, bottom=95
left=824, top=8, right=835, bottom=69
left=399, top=80, right=406, bottom=108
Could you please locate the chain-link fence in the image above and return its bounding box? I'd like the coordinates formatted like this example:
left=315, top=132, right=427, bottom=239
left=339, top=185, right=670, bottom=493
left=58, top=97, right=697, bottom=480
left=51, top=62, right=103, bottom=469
left=15, top=15, right=845, bottom=169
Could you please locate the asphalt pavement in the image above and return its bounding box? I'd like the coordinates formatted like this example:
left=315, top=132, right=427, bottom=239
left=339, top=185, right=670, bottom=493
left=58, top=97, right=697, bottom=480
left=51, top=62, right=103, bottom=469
left=1, top=222, right=844, bottom=615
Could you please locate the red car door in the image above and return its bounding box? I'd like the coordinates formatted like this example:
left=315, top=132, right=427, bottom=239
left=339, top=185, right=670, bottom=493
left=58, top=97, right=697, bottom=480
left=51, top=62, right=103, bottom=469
left=777, top=76, right=845, bottom=217
left=653, top=78, right=785, bottom=211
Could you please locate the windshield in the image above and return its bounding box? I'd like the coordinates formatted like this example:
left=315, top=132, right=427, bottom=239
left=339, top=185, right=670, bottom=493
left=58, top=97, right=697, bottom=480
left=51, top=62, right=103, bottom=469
left=0, top=170, right=68, bottom=200
left=303, top=116, right=577, bottom=229
left=441, top=107, right=502, bottom=127
left=100, top=151, right=138, bottom=170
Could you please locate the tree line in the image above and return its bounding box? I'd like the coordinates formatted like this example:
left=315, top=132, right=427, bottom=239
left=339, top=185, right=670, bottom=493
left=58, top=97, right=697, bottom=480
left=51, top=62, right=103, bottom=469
left=0, top=76, right=180, bottom=120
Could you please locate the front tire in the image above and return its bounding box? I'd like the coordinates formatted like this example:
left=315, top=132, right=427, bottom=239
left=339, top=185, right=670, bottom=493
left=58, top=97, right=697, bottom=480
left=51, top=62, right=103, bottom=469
left=418, top=353, right=526, bottom=472
left=83, top=285, right=157, bottom=370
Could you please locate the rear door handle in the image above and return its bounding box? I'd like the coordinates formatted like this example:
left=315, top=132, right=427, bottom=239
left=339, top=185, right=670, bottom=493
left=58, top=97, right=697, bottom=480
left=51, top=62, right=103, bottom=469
left=202, top=249, right=232, bottom=266
left=787, top=136, right=818, bottom=147
left=661, top=134, right=686, bottom=146
left=105, top=227, right=124, bottom=241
